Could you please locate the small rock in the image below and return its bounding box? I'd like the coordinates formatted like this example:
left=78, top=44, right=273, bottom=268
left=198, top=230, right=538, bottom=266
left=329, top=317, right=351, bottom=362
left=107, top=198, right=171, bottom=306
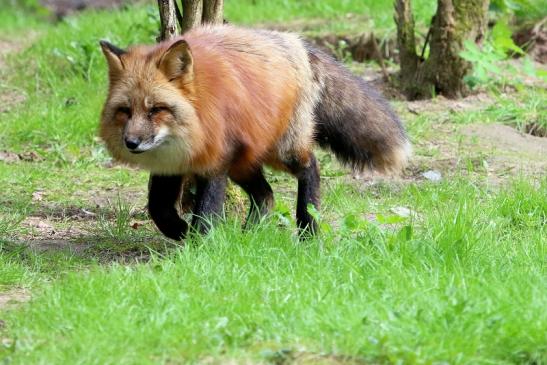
left=81, top=209, right=96, bottom=217
left=0, top=151, right=20, bottom=163
left=407, top=104, right=420, bottom=115
left=18, top=151, right=42, bottom=162
left=131, top=221, right=146, bottom=230
left=390, top=206, right=418, bottom=219
left=32, top=191, right=45, bottom=201
left=422, top=170, right=442, bottom=182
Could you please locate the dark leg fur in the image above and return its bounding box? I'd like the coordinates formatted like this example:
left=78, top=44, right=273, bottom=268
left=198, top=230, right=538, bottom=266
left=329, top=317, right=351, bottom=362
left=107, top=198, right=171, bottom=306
left=148, top=174, right=188, bottom=241
left=232, top=168, right=274, bottom=227
left=286, top=154, right=321, bottom=236
left=191, top=174, right=227, bottom=233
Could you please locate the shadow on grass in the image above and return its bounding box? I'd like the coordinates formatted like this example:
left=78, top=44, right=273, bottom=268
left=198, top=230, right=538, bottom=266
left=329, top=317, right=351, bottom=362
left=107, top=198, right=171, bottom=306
left=1, top=230, right=178, bottom=267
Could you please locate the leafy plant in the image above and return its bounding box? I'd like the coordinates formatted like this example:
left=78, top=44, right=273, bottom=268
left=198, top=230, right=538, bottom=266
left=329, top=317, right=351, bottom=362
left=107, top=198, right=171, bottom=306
left=460, top=20, right=531, bottom=88
left=490, top=0, right=547, bottom=21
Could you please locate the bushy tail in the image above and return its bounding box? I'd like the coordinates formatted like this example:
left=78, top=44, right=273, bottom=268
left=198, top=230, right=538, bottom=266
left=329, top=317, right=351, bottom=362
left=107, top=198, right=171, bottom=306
left=308, top=46, right=410, bottom=174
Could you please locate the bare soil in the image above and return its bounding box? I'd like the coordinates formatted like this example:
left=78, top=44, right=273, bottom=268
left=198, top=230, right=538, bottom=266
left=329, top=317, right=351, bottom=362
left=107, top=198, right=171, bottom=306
left=461, top=123, right=547, bottom=181
left=463, top=123, right=547, bottom=156
left=406, top=92, right=495, bottom=114
left=0, top=289, right=30, bottom=310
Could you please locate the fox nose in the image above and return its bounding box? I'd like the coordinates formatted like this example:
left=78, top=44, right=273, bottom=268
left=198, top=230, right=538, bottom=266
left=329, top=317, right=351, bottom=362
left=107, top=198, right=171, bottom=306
left=124, top=137, right=141, bottom=150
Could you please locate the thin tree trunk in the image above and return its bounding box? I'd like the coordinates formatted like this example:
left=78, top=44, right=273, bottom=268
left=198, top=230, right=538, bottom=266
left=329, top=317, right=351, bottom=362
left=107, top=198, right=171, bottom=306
left=202, top=0, right=224, bottom=25
left=395, top=0, right=419, bottom=92
left=181, top=0, right=203, bottom=33
left=157, top=0, right=179, bottom=41
left=395, top=0, right=489, bottom=99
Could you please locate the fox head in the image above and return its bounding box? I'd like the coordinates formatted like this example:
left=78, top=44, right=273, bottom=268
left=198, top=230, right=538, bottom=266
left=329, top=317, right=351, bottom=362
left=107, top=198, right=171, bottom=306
left=99, top=39, right=205, bottom=174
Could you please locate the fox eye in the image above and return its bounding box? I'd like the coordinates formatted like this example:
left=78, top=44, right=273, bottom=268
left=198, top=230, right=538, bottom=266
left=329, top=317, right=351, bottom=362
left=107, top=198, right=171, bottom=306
left=117, top=107, right=131, bottom=117
left=148, top=106, right=170, bottom=118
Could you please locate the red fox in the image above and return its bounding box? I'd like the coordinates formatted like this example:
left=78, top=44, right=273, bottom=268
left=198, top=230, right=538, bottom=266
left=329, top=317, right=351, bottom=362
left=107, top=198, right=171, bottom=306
left=99, top=25, right=410, bottom=240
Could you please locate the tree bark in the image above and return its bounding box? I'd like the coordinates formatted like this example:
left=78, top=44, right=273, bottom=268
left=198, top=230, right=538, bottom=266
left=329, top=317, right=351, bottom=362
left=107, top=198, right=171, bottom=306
left=157, top=0, right=179, bottom=41
left=395, top=0, right=419, bottom=91
left=395, top=0, right=489, bottom=99
left=202, top=0, right=224, bottom=25
left=181, top=0, right=203, bottom=33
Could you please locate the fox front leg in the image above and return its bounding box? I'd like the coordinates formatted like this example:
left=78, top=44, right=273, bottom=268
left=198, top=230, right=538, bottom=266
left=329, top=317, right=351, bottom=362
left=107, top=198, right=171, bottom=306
left=148, top=174, right=189, bottom=240
left=191, top=174, right=228, bottom=234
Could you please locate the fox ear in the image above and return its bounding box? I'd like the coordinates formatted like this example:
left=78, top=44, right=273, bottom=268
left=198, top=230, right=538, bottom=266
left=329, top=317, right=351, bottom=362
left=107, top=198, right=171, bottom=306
left=100, top=40, right=125, bottom=75
left=158, top=40, right=194, bottom=83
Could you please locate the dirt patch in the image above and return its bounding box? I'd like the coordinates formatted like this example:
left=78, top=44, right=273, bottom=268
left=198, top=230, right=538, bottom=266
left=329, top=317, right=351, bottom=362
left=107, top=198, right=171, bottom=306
left=406, top=92, right=495, bottom=115
left=0, top=87, right=26, bottom=114
left=22, top=239, right=91, bottom=254
left=0, top=38, right=25, bottom=69
left=0, top=288, right=30, bottom=310
left=258, top=14, right=368, bottom=34
left=0, top=150, right=43, bottom=163
left=20, top=216, right=88, bottom=241
left=399, top=121, right=547, bottom=186
left=462, top=123, right=547, bottom=157
left=31, top=205, right=99, bottom=221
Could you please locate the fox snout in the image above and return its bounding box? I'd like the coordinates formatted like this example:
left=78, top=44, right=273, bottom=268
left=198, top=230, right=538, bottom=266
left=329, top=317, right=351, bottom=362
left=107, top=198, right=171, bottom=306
left=122, top=119, right=160, bottom=153
left=124, top=136, right=142, bottom=151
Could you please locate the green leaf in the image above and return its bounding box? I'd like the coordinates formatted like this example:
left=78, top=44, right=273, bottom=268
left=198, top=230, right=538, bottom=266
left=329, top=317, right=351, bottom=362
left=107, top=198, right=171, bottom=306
left=376, top=214, right=407, bottom=225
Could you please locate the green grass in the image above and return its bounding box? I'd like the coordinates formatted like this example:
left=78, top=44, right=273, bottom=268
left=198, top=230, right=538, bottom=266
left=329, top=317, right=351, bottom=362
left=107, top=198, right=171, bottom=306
left=451, top=88, right=547, bottom=135
left=0, top=1, right=44, bottom=32
left=2, top=178, right=546, bottom=364
left=225, top=0, right=436, bottom=35
left=1, top=2, right=546, bottom=364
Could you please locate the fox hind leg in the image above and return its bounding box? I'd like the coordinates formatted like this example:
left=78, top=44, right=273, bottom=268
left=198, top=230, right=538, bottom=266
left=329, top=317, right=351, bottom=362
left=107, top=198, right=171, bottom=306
left=285, top=153, right=321, bottom=236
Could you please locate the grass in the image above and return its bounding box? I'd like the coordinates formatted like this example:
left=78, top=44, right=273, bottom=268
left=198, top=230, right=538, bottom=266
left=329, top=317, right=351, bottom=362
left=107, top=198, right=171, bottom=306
left=451, top=88, right=547, bottom=135
left=225, top=0, right=436, bottom=35
left=2, top=179, right=546, bottom=364
left=0, top=1, right=546, bottom=364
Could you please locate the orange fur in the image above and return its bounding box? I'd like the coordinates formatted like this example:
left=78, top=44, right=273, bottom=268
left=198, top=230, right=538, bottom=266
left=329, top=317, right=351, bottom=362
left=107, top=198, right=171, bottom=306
left=100, top=26, right=301, bottom=178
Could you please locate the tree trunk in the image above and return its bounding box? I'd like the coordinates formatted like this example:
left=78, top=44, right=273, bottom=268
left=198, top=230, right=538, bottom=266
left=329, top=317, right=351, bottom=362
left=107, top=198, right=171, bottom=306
left=395, top=0, right=420, bottom=93
left=395, top=0, right=489, bottom=99
left=181, top=0, right=203, bottom=33
left=157, top=0, right=179, bottom=41
left=202, top=0, right=224, bottom=25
